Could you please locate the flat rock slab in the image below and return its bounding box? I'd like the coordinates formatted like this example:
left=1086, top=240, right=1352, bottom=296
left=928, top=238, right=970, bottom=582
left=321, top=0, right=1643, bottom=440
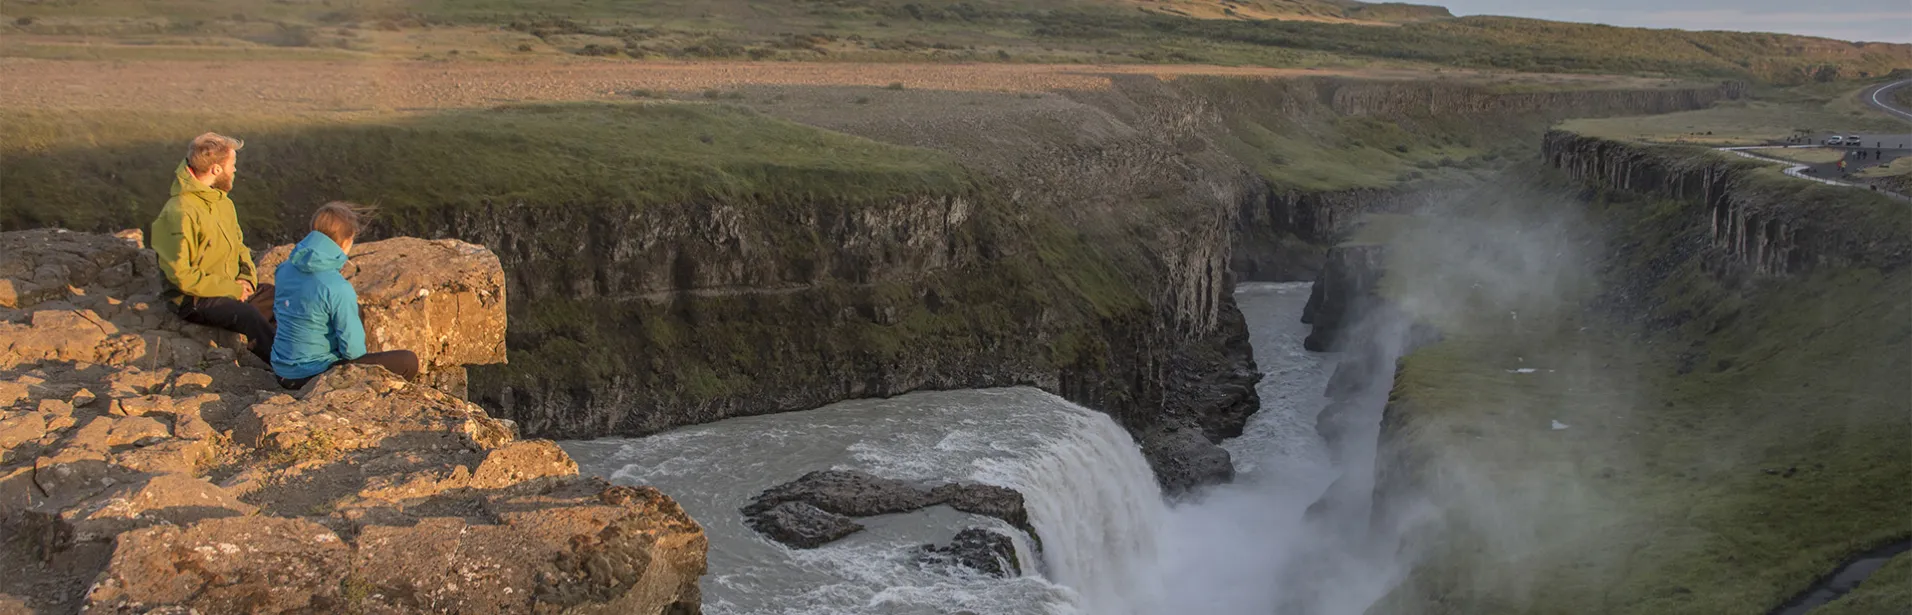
left=741, top=469, right=1036, bottom=551
left=258, top=237, right=507, bottom=374
left=744, top=501, right=864, bottom=549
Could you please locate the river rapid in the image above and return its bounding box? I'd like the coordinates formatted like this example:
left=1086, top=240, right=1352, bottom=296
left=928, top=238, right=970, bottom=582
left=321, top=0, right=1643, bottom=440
left=562, top=282, right=1390, bottom=614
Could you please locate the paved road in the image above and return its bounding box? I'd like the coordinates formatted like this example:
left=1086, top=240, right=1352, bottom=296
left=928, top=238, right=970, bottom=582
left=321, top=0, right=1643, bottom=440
left=1718, top=145, right=1910, bottom=201
left=1862, top=79, right=1912, bottom=122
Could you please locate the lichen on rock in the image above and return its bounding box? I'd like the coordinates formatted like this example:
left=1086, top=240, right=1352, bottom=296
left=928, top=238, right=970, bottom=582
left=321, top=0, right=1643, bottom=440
left=0, top=229, right=704, bottom=614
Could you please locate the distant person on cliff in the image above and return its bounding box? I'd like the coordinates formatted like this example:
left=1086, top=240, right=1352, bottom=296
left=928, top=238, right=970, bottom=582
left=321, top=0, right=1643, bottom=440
left=151, top=132, right=275, bottom=364
left=270, top=201, right=420, bottom=389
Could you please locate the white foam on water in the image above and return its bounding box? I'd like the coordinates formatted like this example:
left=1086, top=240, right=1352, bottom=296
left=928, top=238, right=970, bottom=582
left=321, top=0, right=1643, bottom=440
left=560, top=282, right=1394, bottom=615
left=566, top=388, right=1152, bottom=615
left=972, top=402, right=1172, bottom=615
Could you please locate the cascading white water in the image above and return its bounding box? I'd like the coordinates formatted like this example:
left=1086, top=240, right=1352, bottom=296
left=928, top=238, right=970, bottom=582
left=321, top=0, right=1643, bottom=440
left=972, top=403, right=1171, bottom=615
left=559, top=282, right=1395, bottom=615
left=562, top=387, right=1171, bottom=615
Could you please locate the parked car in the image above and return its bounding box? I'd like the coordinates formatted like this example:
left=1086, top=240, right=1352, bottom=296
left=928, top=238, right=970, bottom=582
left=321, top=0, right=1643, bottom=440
left=1847, top=136, right=1863, bottom=146
left=1826, top=136, right=1846, bottom=145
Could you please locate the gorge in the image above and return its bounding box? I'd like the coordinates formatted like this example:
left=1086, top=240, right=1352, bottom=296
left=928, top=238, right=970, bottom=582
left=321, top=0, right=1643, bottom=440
left=5, top=58, right=1908, bottom=613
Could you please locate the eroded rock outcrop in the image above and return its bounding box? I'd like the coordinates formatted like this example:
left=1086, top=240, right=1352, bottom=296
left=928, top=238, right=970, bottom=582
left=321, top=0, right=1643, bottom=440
left=741, top=470, right=1036, bottom=552
left=915, top=528, right=1021, bottom=578
left=258, top=237, right=508, bottom=398
left=1303, top=244, right=1389, bottom=352
left=1543, top=131, right=1912, bottom=278
left=0, top=229, right=704, bottom=614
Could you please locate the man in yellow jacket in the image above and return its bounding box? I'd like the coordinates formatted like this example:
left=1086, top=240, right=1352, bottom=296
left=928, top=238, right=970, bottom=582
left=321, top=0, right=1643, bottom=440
left=151, top=132, right=276, bottom=363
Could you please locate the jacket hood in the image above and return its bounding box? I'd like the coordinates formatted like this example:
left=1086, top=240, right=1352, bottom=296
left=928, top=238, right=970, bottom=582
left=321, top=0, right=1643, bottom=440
left=171, top=161, right=221, bottom=199
left=288, top=231, right=349, bottom=274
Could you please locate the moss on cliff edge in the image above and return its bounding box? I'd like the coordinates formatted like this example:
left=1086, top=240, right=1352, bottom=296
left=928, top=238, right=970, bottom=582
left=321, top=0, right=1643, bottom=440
left=1372, top=170, right=1911, bottom=614
left=1, top=102, right=965, bottom=237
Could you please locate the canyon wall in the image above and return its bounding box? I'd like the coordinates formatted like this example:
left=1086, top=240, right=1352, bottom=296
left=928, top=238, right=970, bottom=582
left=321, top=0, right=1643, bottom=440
left=1225, top=79, right=1747, bottom=282
left=404, top=81, right=1267, bottom=493
left=1543, top=131, right=1912, bottom=277
left=1358, top=135, right=1912, bottom=612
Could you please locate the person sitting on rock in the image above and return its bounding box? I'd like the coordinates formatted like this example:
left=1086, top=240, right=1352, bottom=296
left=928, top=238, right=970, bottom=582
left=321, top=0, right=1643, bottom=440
left=270, top=201, right=420, bottom=389
left=152, top=132, right=277, bottom=364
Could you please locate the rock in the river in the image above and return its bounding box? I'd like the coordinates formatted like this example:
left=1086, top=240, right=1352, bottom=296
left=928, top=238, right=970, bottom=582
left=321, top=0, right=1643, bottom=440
left=742, top=469, right=936, bottom=518
left=1136, top=422, right=1234, bottom=493
left=917, top=528, right=1022, bottom=578
left=744, top=501, right=865, bottom=549
left=742, top=470, right=1038, bottom=551
left=928, top=483, right=1029, bottom=531
left=1304, top=244, right=1388, bottom=352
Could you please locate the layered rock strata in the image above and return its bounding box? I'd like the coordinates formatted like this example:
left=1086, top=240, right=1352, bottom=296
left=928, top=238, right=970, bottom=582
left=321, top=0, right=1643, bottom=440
left=0, top=229, right=704, bottom=614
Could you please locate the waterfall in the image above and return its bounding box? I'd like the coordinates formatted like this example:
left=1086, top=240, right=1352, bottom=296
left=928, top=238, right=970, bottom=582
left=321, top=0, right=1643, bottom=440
left=972, top=399, right=1171, bottom=615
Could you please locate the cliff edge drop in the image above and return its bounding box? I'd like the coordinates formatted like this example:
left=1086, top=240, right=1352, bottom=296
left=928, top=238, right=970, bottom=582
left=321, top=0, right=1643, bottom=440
left=0, top=228, right=706, bottom=614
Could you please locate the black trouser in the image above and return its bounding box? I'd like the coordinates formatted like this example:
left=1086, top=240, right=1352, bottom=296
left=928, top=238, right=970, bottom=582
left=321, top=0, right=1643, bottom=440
left=176, top=284, right=276, bottom=364
left=276, top=350, right=420, bottom=390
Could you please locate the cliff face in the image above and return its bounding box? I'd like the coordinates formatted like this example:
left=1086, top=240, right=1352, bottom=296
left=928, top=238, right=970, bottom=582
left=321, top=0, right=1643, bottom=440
left=1226, top=80, right=1746, bottom=282
left=0, top=229, right=705, bottom=614
left=408, top=150, right=1256, bottom=494
left=1543, top=131, right=1912, bottom=278
left=1327, top=81, right=1744, bottom=118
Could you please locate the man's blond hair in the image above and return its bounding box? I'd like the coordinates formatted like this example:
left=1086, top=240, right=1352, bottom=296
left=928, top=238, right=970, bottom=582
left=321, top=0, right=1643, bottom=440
left=312, top=201, right=373, bottom=247
left=185, top=132, right=244, bottom=174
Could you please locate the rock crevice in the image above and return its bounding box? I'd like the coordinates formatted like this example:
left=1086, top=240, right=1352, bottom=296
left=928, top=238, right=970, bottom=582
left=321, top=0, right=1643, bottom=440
left=0, top=229, right=705, bottom=614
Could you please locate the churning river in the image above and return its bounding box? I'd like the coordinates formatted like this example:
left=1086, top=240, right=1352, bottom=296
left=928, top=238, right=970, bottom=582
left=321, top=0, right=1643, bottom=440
left=562, top=282, right=1387, bottom=614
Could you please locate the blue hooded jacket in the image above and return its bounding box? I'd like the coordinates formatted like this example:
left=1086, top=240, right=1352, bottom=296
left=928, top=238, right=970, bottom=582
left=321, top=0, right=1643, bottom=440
left=271, top=231, right=366, bottom=379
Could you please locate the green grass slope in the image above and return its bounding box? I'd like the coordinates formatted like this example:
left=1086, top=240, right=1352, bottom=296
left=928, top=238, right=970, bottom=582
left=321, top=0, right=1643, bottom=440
left=1369, top=163, right=1911, bottom=613
left=1, top=103, right=964, bottom=236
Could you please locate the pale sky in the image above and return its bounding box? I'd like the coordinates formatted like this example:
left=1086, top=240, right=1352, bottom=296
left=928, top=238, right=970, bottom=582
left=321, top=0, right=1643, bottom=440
left=1438, top=0, right=1912, bottom=44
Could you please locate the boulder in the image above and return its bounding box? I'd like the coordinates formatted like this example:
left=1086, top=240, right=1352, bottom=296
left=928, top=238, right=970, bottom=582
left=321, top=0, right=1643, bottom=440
left=917, top=528, right=1022, bottom=578
left=742, top=470, right=1038, bottom=550
left=258, top=238, right=507, bottom=384
left=743, top=502, right=865, bottom=549
left=1135, top=422, right=1235, bottom=494
left=742, top=469, right=935, bottom=518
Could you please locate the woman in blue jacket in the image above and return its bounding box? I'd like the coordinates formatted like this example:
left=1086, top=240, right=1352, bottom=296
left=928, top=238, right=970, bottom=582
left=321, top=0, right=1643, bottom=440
left=271, top=202, right=419, bottom=390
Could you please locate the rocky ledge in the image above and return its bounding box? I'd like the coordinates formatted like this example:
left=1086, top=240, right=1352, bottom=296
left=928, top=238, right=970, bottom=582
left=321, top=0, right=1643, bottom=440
left=0, top=229, right=705, bottom=614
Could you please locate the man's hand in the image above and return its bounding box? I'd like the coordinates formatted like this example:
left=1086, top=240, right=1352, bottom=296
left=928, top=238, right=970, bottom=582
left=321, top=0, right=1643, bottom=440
left=238, top=279, right=255, bottom=301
